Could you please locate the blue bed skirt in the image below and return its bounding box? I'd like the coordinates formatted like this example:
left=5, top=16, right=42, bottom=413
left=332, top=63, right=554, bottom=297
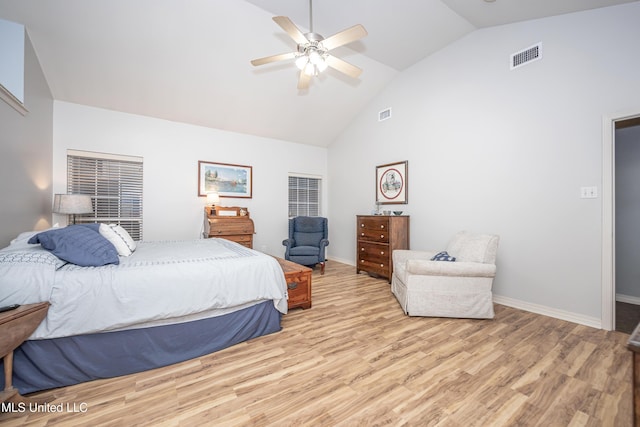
left=1, top=301, right=282, bottom=394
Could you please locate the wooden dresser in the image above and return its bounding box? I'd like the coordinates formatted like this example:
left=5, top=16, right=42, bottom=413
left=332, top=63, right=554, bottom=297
left=356, top=215, right=410, bottom=283
left=204, top=206, right=254, bottom=248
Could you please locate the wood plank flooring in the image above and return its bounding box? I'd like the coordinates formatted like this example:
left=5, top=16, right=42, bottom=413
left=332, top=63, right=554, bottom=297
left=0, top=261, right=633, bottom=426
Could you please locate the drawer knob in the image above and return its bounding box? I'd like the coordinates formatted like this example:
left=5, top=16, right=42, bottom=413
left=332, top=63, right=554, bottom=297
left=380, top=225, right=385, bottom=229
left=381, top=251, right=385, bottom=255
left=361, top=248, right=364, bottom=251
left=380, top=264, right=384, bottom=267
left=361, top=223, right=364, bottom=227
left=361, top=232, right=365, bottom=236
left=361, top=260, right=364, bottom=263
left=380, top=234, right=384, bottom=239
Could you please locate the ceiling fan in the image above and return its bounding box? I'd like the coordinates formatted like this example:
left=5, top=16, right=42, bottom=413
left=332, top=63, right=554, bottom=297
left=250, top=0, right=367, bottom=90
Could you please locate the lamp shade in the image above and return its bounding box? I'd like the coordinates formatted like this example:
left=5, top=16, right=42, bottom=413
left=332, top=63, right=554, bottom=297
left=206, top=192, right=220, bottom=205
left=53, top=194, right=93, bottom=214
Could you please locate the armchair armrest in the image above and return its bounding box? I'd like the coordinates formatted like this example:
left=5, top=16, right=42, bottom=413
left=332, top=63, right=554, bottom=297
left=282, top=238, right=294, bottom=248
left=393, top=249, right=439, bottom=266
left=405, top=259, right=496, bottom=278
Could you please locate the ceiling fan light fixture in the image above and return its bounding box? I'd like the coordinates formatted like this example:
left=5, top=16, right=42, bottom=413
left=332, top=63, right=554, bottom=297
left=295, top=55, right=309, bottom=70
left=308, top=50, right=322, bottom=65
left=303, top=62, right=316, bottom=76
left=316, top=57, right=328, bottom=72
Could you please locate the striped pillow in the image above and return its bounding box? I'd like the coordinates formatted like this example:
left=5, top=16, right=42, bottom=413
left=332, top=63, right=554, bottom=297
left=99, top=224, right=137, bottom=256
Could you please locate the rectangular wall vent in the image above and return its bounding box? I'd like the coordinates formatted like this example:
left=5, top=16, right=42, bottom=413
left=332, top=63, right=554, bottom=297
left=510, top=43, right=542, bottom=70
left=378, top=108, right=392, bottom=121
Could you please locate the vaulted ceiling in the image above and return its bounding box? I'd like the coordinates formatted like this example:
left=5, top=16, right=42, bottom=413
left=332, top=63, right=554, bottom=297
left=1, top=0, right=636, bottom=146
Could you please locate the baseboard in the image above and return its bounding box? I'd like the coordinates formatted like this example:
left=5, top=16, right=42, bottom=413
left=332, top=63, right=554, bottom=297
left=327, top=255, right=355, bottom=266
left=616, top=293, right=640, bottom=305
left=493, top=295, right=601, bottom=329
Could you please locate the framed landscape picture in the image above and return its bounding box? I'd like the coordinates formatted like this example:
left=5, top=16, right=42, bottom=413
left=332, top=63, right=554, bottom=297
left=198, top=161, right=252, bottom=198
left=376, top=161, right=408, bottom=204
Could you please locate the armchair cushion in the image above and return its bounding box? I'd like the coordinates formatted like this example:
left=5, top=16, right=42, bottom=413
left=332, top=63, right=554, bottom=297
left=293, top=231, right=323, bottom=247
left=447, top=231, right=499, bottom=263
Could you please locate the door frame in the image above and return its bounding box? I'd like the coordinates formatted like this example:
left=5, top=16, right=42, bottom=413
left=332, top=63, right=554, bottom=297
left=602, top=108, right=640, bottom=330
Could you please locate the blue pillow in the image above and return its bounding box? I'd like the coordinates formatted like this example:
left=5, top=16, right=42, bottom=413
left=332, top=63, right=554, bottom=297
left=431, top=251, right=456, bottom=262
left=28, top=225, right=119, bottom=266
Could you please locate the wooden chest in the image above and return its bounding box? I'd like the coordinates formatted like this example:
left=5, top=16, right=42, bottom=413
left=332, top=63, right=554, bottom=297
left=275, top=257, right=312, bottom=310
left=356, top=215, right=410, bottom=283
left=204, top=207, right=254, bottom=248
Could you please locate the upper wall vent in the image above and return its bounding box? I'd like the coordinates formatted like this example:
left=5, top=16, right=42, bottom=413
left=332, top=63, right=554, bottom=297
left=510, top=43, right=542, bottom=70
left=378, top=108, right=392, bottom=122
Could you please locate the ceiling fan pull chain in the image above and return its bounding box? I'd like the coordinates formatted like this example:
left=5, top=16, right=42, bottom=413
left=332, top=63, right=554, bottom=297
left=309, top=0, right=314, bottom=33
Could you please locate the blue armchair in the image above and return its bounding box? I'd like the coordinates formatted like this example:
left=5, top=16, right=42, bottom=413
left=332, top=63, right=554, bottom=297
left=282, top=216, right=329, bottom=274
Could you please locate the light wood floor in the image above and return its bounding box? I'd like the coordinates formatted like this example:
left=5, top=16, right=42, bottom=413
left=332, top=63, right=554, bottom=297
left=1, top=261, right=633, bottom=426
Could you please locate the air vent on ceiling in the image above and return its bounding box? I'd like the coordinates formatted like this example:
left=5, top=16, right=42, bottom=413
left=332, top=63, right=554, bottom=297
left=379, top=108, right=392, bottom=122
left=510, top=43, right=542, bottom=70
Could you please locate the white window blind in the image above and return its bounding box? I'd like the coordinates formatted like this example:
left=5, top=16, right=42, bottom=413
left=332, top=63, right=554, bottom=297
left=67, top=151, right=144, bottom=241
left=288, top=175, right=321, bottom=217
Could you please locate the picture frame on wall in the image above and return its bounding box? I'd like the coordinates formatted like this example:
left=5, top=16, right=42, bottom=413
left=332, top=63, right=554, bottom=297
left=376, top=161, right=408, bottom=205
left=198, top=161, right=252, bottom=198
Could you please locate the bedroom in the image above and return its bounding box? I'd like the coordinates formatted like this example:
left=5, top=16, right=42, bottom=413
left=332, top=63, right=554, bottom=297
left=1, top=0, right=639, bottom=425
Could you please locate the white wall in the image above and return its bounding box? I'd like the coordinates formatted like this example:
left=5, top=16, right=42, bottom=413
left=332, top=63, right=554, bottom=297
left=615, top=125, right=640, bottom=300
left=52, top=101, right=327, bottom=257
left=327, top=3, right=640, bottom=325
left=0, top=32, right=53, bottom=247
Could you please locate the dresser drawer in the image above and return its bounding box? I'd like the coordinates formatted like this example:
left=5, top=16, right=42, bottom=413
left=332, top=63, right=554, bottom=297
left=358, top=241, right=390, bottom=264
left=219, top=235, right=252, bottom=245
left=358, top=228, right=389, bottom=243
left=357, top=259, right=390, bottom=277
left=358, top=217, right=390, bottom=232
left=208, top=218, right=254, bottom=235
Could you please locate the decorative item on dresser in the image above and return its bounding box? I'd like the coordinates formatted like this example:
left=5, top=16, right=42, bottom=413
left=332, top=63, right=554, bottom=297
left=356, top=214, right=410, bottom=283
left=204, top=206, right=254, bottom=248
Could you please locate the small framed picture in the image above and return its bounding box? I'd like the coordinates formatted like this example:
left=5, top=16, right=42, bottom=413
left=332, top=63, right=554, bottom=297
left=198, top=161, right=252, bottom=198
left=376, top=161, right=408, bottom=205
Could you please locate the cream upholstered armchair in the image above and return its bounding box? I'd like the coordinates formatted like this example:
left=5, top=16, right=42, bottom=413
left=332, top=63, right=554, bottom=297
left=391, top=231, right=499, bottom=319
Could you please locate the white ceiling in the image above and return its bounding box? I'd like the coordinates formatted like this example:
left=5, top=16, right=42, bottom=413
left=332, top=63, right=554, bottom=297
left=0, top=0, right=636, bottom=146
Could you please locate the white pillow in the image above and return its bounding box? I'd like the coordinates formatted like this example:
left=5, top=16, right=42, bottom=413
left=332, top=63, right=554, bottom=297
left=99, top=224, right=137, bottom=256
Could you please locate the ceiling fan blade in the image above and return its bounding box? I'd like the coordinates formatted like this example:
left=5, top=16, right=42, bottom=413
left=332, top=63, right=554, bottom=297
left=273, top=16, right=309, bottom=45
left=297, top=71, right=311, bottom=90
left=251, top=52, right=297, bottom=67
left=320, top=24, right=367, bottom=51
left=324, top=55, right=362, bottom=79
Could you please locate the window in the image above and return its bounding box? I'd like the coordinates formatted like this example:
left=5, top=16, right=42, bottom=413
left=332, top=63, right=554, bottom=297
left=288, top=175, right=321, bottom=217
left=67, top=150, right=144, bottom=240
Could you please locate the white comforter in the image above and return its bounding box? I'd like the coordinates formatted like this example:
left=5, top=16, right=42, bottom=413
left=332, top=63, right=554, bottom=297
left=0, top=235, right=288, bottom=339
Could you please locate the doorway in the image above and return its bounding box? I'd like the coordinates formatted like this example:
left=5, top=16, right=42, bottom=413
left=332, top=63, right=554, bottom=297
left=602, top=112, right=640, bottom=332
left=614, top=117, right=640, bottom=333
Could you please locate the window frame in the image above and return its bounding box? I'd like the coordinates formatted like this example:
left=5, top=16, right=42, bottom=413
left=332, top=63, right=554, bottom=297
left=66, top=149, right=144, bottom=240
left=288, top=173, right=322, bottom=218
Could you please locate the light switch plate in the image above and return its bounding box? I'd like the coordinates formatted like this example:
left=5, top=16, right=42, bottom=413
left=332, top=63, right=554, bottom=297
left=580, top=186, right=598, bottom=198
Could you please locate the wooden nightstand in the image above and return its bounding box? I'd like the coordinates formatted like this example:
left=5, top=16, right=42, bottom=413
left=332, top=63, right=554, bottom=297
left=274, top=257, right=312, bottom=310
left=0, top=302, right=49, bottom=403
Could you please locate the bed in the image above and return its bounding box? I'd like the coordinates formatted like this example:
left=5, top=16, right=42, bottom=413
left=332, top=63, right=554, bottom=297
left=0, top=226, right=288, bottom=394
